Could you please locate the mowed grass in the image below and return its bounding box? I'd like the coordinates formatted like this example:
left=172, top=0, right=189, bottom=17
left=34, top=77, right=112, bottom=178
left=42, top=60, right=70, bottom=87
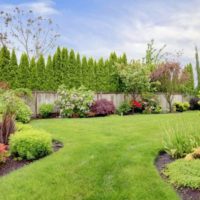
left=0, top=112, right=198, bottom=200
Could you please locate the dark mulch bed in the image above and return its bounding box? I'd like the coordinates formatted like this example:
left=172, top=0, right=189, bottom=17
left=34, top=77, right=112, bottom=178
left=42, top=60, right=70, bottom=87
left=155, top=152, right=200, bottom=200
left=0, top=140, right=63, bottom=177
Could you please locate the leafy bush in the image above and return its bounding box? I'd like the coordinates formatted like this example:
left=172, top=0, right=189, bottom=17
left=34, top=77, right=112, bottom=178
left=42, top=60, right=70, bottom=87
left=117, top=101, right=132, bottom=115
left=0, top=143, right=9, bottom=163
left=164, top=159, right=200, bottom=189
left=189, top=97, right=200, bottom=110
left=142, top=93, right=162, bottom=114
left=14, top=88, right=32, bottom=100
left=90, top=99, right=115, bottom=116
left=9, top=129, right=52, bottom=160
left=16, top=100, right=32, bottom=123
left=174, top=101, right=190, bottom=112
left=163, top=122, right=200, bottom=158
left=57, top=85, right=94, bottom=117
left=39, top=103, right=54, bottom=118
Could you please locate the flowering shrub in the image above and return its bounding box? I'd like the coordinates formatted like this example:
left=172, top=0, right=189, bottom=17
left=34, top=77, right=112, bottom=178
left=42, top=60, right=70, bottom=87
left=132, top=100, right=143, bottom=113
left=90, top=99, right=115, bottom=116
left=0, top=143, right=8, bottom=163
left=57, top=85, right=94, bottom=117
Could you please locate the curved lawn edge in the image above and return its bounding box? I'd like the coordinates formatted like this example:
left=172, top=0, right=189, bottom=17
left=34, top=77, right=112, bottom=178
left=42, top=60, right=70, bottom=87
left=155, top=152, right=200, bottom=200
left=0, top=140, right=63, bottom=177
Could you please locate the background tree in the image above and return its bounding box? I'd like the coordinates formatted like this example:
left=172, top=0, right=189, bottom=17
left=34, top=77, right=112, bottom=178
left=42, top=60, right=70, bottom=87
left=0, top=7, right=60, bottom=60
left=182, top=63, right=194, bottom=94
left=0, top=46, right=10, bottom=84
left=18, top=53, right=29, bottom=88
left=116, top=60, right=151, bottom=99
left=195, top=46, right=200, bottom=90
left=9, top=49, right=18, bottom=88
left=46, top=55, right=55, bottom=91
left=144, top=39, right=166, bottom=72
left=150, top=62, right=189, bottom=112
left=36, top=55, right=46, bottom=90
left=29, top=57, right=38, bottom=90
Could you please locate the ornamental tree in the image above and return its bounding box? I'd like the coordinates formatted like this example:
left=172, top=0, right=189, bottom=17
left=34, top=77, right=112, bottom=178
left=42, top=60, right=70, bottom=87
left=150, top=62, right=189, bottom=112
left=116, top=60, right=151, bottom=99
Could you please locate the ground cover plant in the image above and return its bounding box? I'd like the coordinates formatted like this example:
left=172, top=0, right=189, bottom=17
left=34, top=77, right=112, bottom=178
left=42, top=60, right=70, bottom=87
left=0, top=112, right=197, bottom=200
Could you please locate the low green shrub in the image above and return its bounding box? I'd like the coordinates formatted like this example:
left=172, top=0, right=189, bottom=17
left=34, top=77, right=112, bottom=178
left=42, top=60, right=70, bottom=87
left=117, top=101, right=132, bottom=115
left=9, top=129, right=53, bottom=160
left=16, top=100, right=32, bottom=123
left=163, top=122, right=200, bottom=158
left=39, top=103, right=54, bottom=118
left=174, top=101, right=190, bottom=112
left=164, top=159, right=200, bottom=189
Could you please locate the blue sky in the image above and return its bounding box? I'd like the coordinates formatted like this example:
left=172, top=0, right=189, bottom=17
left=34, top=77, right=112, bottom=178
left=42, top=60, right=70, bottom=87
left=0, top=0, right=200, bottom=64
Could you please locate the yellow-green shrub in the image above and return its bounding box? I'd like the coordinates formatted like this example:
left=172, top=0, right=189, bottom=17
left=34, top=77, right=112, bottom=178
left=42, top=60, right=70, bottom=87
left=9, top=129, right=52, bottom=160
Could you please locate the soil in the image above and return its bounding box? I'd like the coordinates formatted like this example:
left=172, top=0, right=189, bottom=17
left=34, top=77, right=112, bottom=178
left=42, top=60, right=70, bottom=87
left=0, top=140, right=63, bottom=177
left=155, top=152, right=200, bottom=200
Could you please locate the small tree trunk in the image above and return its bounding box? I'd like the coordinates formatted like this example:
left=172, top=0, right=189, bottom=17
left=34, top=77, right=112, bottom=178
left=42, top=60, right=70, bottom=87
left=0, top=114, right=16, bottom=144
left=165, top=93, right=174, bottom=113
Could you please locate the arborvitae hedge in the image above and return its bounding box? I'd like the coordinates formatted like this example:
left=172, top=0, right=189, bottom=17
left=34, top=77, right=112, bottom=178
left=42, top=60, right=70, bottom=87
left=0, top=46, right=194, bottom=93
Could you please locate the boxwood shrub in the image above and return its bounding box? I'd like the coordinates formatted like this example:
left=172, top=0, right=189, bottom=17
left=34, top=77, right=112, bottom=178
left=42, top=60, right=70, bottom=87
left=39, top=103, right=54, bottom=118
left=9, top=130, right=53, bottom=160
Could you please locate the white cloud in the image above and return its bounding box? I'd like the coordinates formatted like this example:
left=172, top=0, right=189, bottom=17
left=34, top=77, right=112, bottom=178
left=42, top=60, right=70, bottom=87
left=58, top=0, right=200, bottom=67
left=0, top=0, right=59, bottom=16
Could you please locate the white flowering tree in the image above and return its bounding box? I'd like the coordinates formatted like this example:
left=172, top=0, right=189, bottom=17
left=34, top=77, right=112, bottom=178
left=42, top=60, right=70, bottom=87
left=57, top=85, right=94, bottom=117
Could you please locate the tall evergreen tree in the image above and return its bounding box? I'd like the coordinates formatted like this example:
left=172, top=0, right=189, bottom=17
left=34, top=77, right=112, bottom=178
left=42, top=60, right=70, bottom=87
left=46, top=55, right=55, bottom=90
left=68, top=49, right=76, bottom=88
left=9, top=49, right=18, bottom=88
left=37, top=55, right=45, bottom=90
left=108, top=52, right=118, bottom=92
left=18, top=53, right=29, bottom=88
left=61, top=48, right=69, bottom=87
left=0, top=46, right=10, bottom=84
left=183, top=63, right=194, bottom=94
left=195, top=46, right=200, bottom=89
left=87, top=57, right=94, bottom=90
left=81, top=56, right=88, bottom=88
left=75, top=53, right=81, bottom=87
left=29, top=57, right=38, bottom=90
left=53, top=47, right=62, bottom=88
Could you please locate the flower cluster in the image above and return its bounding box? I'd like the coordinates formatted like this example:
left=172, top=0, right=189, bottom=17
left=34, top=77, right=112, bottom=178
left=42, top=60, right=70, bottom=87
left=132, top=100, right=142, bottom=108
left=57, top=85, right=94, bottom=117
left=0, top=143, right=8, bottom=163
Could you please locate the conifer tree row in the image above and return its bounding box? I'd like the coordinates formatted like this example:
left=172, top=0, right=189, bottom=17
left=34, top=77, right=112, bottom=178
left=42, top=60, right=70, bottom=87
left=0, top=46, right=194, bottom=93
left=0, top=46, right=128, bottom=92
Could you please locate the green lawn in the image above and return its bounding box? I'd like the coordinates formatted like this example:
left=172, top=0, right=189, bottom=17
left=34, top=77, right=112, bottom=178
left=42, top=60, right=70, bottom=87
left=0, top=112, right=198, bottom=200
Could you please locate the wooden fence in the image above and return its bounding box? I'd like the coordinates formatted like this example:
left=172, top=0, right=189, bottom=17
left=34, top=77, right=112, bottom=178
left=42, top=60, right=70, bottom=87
left=28, top=91, right=190, bottom=116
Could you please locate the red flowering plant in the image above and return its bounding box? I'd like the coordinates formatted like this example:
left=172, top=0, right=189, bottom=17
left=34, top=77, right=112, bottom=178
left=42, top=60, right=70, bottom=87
left=0, top=143, right=9, bottom=164
left=132, top=100, right=143, bottom=113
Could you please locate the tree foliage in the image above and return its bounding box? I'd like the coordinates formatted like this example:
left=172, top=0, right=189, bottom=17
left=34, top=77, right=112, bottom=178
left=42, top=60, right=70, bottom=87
left=150, top=62, right=189, bottom=112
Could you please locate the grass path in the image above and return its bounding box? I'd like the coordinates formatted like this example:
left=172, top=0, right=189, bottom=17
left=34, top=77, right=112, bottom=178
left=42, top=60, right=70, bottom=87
left=0, top=112, right=197, bottom=200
